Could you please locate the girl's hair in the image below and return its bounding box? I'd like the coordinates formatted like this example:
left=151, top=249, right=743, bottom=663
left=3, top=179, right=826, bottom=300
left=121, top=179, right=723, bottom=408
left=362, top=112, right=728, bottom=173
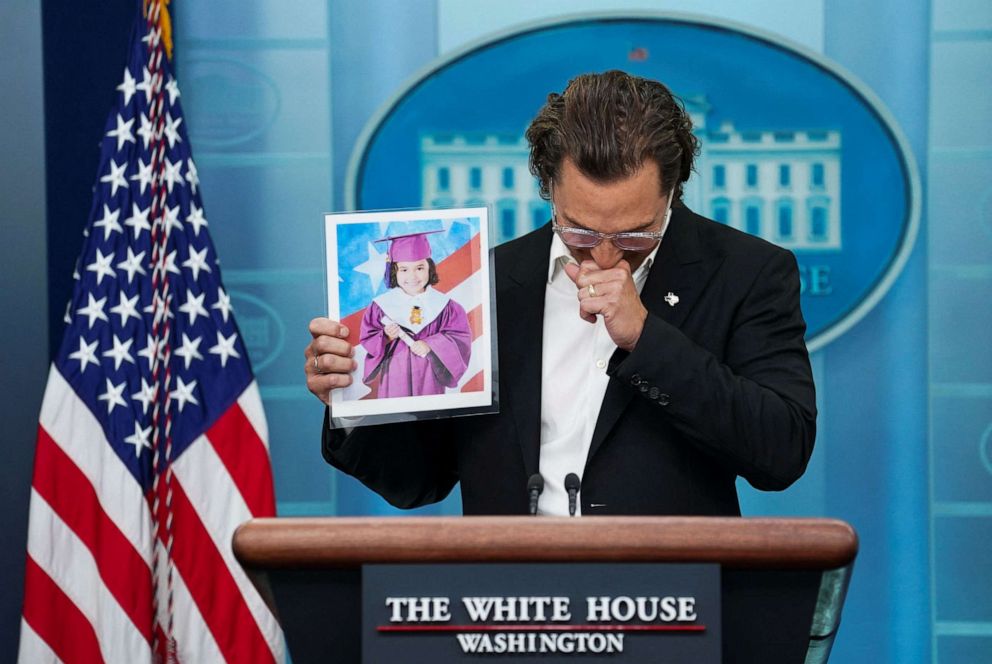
left=389, top=258, right=440, bottom=288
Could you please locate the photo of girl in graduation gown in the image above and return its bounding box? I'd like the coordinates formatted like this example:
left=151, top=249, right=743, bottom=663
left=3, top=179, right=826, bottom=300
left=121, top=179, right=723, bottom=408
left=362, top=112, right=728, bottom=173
left=359, top=231, right=473, bottom=398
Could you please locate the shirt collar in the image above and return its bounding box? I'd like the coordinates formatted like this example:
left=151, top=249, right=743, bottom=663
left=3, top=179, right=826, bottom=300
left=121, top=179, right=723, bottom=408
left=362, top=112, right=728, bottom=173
left=547, top=232, right=662, bottom=285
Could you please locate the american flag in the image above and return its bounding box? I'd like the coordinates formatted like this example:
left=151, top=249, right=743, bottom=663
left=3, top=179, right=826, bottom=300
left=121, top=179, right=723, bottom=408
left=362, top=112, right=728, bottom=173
left=18, top=2, right=284, bottom=662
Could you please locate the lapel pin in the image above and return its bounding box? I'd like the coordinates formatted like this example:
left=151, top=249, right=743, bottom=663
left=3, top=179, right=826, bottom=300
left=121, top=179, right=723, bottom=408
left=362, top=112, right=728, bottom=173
left=664, top=292, right=679, bottom=307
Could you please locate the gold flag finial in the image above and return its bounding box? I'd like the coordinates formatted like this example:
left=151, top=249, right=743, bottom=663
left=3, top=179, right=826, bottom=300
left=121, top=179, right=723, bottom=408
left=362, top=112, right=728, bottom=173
left=143, top=0, right=174, bottom=60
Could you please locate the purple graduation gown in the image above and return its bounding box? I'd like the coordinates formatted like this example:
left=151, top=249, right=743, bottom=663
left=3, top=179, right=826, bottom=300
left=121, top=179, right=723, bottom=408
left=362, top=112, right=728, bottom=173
left=360, top=296, right=472, bottom=398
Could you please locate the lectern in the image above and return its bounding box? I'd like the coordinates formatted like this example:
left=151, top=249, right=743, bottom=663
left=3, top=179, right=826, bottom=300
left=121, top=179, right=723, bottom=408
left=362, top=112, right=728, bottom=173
left=233, top=517, right=857, bottom=663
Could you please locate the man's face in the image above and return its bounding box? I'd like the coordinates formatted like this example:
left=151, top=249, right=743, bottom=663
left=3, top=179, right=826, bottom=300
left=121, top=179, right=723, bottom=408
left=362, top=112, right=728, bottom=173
left=395, top=259, right=430, bottom=295
left=551, top=157, right=669, bottom=272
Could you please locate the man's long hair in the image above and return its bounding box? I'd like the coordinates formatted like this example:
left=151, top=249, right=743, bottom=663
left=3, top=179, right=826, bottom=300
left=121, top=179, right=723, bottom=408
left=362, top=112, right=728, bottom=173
left=525, top=70, right=699, bottom=203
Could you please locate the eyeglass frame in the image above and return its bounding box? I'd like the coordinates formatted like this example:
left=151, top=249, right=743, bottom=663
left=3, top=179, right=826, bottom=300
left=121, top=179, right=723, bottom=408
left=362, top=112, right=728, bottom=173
left=549, top=186, right=675, bottom=252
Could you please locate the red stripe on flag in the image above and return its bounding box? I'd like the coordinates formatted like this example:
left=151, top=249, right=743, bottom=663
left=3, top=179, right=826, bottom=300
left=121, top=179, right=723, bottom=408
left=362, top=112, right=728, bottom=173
left=22, top=555, right=105, bottom=664
left=33, top=425, right=153, bottom=643
left=460, top=371, right=485, bottom=393
left=434, top=233, right=480, bottom=293
left=205, top=404, right=276, bottom=517
left=161, top=475, right=275, bottom=664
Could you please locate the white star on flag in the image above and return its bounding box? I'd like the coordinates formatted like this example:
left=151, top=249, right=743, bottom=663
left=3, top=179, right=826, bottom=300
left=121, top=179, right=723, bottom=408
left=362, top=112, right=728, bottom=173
left=164, top=204, right=183, bottom=233
left=212, top=287, right=233, bottom=323
left=135, top=65, right=154, bottom=103
left=354, top=241, right=389, bottom=292
left=76, top=292, right=109, bottom=328
left=116, top=247, right=147, bottom=283
left=209, top=331, right=241, bottom=368
left=102, top=335, right=136, bottom=370
left=136, top=334, right=162, bottom=367
left=86, top=248, right=116, bottom=285
left=164, top=112, right=183, bottom=148
left=183, top=246, right=212, bottom=281
left=165, top=77, right=181, bottom=105
left=175, top=333, right=204, bottom=370
left=186, top=158, right=199, bottom=194
left=116, top=67, right=137, bottom=105
left=131, top=377, right=156, bottom=415
left=169, top=376, right=199, bottom=413
left=106, top=113, right=136, bottom=152
left=99, top=159, right=129, bottom=196
left=137, top=113, right=154, bottom=149
left=68, top=337, right=100, bottom=373
left=124, top=202, right=152, bottom=238
left=179, top=291, right=209, bottom=325
left=93, top=204, right=123, bottom=241
left=110, top=290, right=142, bottom=325
left=129, top=159, right=153, bottom=195
left=186, top=202, right=207, bottom=235
left=162, top=157, right=184, bottom=193
left=123, top=421, right=153, bottom=457
left=97, top=378, right=128, bottom=414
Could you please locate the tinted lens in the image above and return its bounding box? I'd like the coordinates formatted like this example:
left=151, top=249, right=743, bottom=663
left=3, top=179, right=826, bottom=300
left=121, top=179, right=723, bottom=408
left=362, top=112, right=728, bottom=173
left=558, top=230, right=600, bottom=248
left=613, top=235, right=658, bottom=251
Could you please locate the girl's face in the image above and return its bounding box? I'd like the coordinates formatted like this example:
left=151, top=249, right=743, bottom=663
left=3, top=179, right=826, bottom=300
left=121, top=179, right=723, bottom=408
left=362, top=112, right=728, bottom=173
left=395, top=259, right=430, bottom=295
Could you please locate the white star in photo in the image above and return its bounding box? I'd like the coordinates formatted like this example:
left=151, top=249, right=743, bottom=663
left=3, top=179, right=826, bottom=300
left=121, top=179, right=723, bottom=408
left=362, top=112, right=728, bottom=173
left=117, top=67, right=137, bottom=105
left=102, top=335, right=135, bottom=371
left=212, top=287, right=233, bottom=323
left=179, top=291, right=208, bottom=325
left=106, top=113, right=135, bottom=152
left=354, top=242, right=389, bottom=292
left=209, top=331, right=241, bottom=368
left=163, top=249, right=181, bottom=276
left=174, top=333, right=204, bottom=370
left=165, top=77, right=180, bottom=105
left=129, top=159, right=153, bottom=196
left=86, top=248, right=116, bottom=285
left=185, top=158, right=199, bottom=194
left=164, top=204, right=182, bottom=233
left=76, top=292, right=109, bottom=328
left=162, top=157, right=184, bottom=193
left=100, top=159, right=129, bottom=196
left=63, top=300, right=72, bottom=324
left=98, top=378, right=128, bottom=414
left=137, top=113, right=154, bottom=150
left=163, top=112, right=183, bottom=148
left=123, top=421, right=153, bottom=457
left=137, top=334, right=161, bottom=368
left=185, top=203, right=208, bottom=236
left=131, top=378, right=156, bottom=415
left=183, top=246, right=212, bottom=282
left=141, top=27, right=160, bottom=47
left=169, top=376, right=199, bottom=413
left=110, top=290, right=142, bottom=326
left=93, top=204, right=123, bottom=241
left=135, top=65, right=155, bottom=104
left=68, top=337, right=100, bottom=374
left=116, top=247, right=147, bottom=284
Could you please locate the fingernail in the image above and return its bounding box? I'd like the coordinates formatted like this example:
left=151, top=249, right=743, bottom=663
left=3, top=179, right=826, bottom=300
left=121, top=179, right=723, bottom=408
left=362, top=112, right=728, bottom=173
left=339, top=326, right=349, bottom=337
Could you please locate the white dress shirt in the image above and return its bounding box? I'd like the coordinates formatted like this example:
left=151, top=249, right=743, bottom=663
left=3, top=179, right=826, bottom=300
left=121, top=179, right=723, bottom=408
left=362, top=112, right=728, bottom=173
left=537, top=234, right=660, bottom=516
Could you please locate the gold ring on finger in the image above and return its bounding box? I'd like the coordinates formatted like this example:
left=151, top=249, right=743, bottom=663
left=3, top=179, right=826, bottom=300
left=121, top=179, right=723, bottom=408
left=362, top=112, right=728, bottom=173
left=313, top=354, right=321, bottom=373
left=587, top=284, right=597, bottom=297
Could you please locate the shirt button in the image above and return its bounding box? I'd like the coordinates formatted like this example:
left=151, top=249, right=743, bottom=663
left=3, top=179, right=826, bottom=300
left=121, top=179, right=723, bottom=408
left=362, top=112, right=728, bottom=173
left=595, top=359, right=606, bottom=369
left=630, top=374, right=642, bottom=386
left=658, top=393, right=671, bottom=406
left=648, top=386, right=660, bottom=400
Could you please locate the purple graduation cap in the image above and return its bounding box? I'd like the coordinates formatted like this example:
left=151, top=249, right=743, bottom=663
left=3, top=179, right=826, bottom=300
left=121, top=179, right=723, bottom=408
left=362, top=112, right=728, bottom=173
left=375, top=230, right=444, bottom=285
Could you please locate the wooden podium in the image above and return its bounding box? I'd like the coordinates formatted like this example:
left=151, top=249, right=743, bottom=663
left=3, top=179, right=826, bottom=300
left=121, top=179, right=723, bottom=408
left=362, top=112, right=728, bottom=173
left=234, top=517, right=857, bottom=663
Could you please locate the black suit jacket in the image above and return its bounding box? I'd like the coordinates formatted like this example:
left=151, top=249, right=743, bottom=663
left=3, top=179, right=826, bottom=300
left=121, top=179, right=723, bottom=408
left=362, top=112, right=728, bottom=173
left=323, top=207, right=816, bottom=516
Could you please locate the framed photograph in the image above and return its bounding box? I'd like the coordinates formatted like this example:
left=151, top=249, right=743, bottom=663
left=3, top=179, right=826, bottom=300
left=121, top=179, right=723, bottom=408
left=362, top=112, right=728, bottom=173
left=324, top=207, right=496, bottom=425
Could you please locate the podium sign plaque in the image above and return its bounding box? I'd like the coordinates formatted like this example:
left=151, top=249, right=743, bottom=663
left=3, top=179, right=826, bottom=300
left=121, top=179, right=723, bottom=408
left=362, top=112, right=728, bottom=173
left=362, top=563, right=721, bottom=663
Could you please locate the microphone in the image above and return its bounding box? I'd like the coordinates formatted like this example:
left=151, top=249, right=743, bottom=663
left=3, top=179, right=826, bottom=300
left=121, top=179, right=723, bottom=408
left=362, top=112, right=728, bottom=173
left=527, top=474, right=544, bottom=516
left=565, top=473, right=581, bottom=517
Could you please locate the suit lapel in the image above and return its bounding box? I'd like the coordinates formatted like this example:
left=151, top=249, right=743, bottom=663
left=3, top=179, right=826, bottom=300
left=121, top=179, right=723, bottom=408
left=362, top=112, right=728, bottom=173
left=500, top=225, right=552, bottom=479
left=586, top=209, right=720, bottom=465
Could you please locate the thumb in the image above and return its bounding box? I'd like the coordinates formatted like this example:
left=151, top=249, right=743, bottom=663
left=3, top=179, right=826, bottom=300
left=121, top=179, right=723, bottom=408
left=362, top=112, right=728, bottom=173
left=563, top=261, right=581, bottom=284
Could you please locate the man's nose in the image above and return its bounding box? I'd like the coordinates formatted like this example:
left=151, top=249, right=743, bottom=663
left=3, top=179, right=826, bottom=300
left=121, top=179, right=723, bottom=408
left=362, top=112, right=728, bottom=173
left=591, top=241, right=623, bottom=269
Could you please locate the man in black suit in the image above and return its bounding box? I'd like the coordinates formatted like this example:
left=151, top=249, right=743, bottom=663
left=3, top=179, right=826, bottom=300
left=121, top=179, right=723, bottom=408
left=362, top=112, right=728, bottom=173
left=305, top=70, right=816, bottom=516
